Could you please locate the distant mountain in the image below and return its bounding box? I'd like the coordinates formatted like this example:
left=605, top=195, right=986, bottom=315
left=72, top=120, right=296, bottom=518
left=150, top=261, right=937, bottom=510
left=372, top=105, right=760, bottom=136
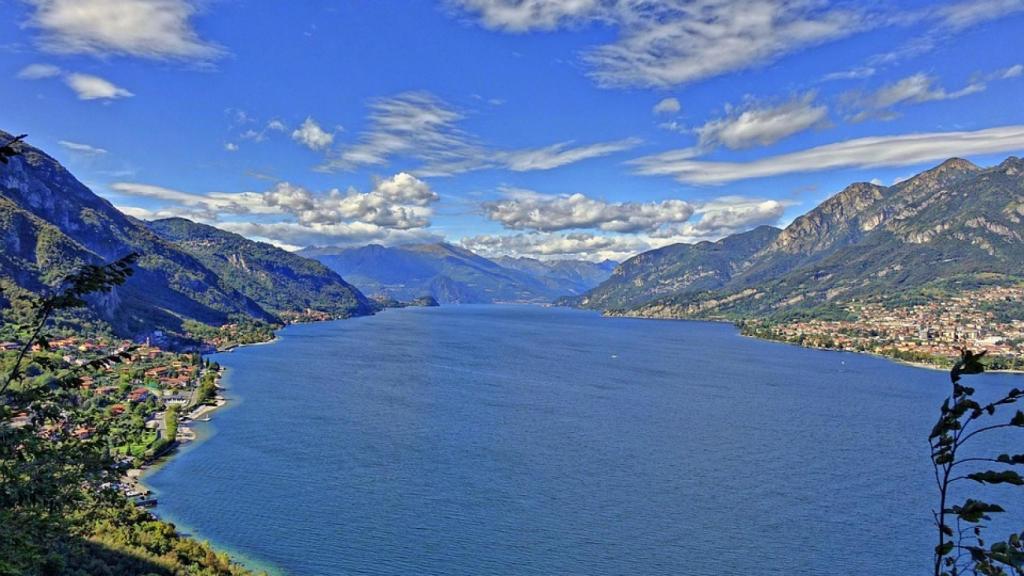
left=0, top=130, right=278, bottom=338
left=570, top=226, right=781, bottom=311
left=578, top=157, right=1024, bottom=320
left=495, top=256, right=618, bottom=297
left=299, top=243, right=615, bottom=304
left=148, top=218, right=373, bottom=319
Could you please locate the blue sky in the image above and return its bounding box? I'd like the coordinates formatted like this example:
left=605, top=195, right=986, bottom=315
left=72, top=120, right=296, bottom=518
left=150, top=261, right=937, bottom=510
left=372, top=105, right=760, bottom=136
left=2, top=0, right=1023, bottom=261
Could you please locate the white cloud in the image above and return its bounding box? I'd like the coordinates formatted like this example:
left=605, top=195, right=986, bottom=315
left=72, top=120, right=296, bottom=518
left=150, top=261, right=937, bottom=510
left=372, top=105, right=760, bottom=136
left=697, top=93, right=828, bottom=150
left=461, top=231, right=648, bottom=262
left=110, top=173, right=440, bottom=232
left=937, top=0, right=1024, bottom=31
left=216, top=221, right=441, bottom=250
left=321, top=91, right=637, bottom=175
left=653, top=97, right=681, bottom=115
left=483, top=189, right=694, bottom=233
left=224, top=142, right=239, bottom=152
left=498, top=138, right=641, bottom=171
left=58, top=140, right=107, bottom=155
left=452, top=1, right=864, bottom=88
left=871, top=0, right=1024, bottom=65
left=64, top=72, right=133, bottom=100
left=1002, top=64, right=1023, bottom=79
left=656, top=196, right=787, bottom=238
left=846, top=73, right=985, bottom=122
left=25, top=0, right=221, bottom=59
left=822, top=66, right=875, bottom=82
left=16, top=63, right=62, bottom=79
left=267, top=119, right=287, bottom=131
left=631, top=124, right=1024, bottom=185
left=262, top=173, right=439, bottom=229
left=291, top=117, right=334, bottom=151
left=447, top=0, right=600, bottom=31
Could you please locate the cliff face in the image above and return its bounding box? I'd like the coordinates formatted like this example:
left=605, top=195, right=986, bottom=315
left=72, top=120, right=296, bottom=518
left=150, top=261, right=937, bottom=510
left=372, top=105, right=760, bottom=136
left=579, top=157, right=1024, bottom=320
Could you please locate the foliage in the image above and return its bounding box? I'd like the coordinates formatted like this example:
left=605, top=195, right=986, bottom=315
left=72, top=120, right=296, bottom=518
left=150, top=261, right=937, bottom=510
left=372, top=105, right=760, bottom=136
left=0, top=254, right=258, bottom=575
left=930, top=349, right=1024, bottom=575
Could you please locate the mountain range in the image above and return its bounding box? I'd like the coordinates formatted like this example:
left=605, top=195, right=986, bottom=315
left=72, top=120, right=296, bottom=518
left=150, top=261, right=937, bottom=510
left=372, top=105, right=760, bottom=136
left=4, top=131, right=1021, bottom=340
left=574, top=157, right=1024, bottom=320
left=299, top=243, right=616, bottom=304
left=0, top=130, right=371, bottom=342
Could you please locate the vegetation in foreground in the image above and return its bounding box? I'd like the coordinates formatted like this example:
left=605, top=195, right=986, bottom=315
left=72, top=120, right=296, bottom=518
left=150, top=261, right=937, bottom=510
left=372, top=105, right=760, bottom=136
left=0, top=252, right=262, bottom=575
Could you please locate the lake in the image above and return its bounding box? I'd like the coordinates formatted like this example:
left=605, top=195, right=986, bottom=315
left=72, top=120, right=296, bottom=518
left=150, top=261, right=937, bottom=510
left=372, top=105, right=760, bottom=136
left=144, top=305, right=1024, bottom=575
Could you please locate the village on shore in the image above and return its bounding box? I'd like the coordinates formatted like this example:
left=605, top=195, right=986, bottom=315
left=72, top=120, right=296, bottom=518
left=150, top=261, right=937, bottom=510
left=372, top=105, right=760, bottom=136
left=1, top=333, right=230, bottom=508
left=742, top=284, right=1024, bottom=369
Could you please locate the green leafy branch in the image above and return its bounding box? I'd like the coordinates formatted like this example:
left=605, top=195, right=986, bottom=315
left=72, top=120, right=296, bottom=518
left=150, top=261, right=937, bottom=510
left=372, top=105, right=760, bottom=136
left=931, top=349, right=1024, bottom=575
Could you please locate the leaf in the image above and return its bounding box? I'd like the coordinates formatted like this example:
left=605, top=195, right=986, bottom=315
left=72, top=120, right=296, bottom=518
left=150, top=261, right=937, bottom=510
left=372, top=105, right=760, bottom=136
left=996, top=454, right=1024, bottom=465
left=936, top=541, right=955, bottom=556
left=966, top=470, right=1024, bottom=486
left=1012, top=411, right=1024, bottom=427
left=950, top=499, right=1005, bottom=523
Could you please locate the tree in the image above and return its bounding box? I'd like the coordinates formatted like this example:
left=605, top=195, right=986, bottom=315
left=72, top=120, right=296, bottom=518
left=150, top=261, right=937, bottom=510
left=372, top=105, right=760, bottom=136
left=931, top=349, right=1024, bottom=575
left=1, top=254, right=138, bottom=525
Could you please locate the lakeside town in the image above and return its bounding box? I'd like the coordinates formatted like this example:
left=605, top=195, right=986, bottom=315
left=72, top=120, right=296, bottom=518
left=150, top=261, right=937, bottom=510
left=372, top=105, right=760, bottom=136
left=1, top=334, right=227, bottom=507
left=742, top=284, right=1024, bottom=369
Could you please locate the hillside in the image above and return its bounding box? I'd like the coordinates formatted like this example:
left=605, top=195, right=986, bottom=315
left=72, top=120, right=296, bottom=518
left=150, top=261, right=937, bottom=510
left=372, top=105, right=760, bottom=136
left=301, top=243, right=615, bottom=304
left=580, top=157, right=1024, bottom=320
left=148, top=218, right=373, bottom=319
left=573, top=225, right=781, bottom=311
left=0, top=131, right=282, bottom=340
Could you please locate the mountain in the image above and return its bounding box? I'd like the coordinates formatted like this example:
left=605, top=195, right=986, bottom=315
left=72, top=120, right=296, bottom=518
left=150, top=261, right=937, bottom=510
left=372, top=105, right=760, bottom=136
left=0, top=130, right=283, bottom=338
left=147, top=218, right=373, bottom=319
left=300, top=243, right=615, bottom=304
left=579, top=157, right=1024, bottom=320
left=571, top=225, right=781, bottom=311
left=494, top=256, right=617, bottom=297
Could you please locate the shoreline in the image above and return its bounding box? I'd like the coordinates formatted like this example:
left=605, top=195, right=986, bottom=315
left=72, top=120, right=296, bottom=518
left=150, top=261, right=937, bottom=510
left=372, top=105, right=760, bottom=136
left=604, top=309, right=1024, bottom=375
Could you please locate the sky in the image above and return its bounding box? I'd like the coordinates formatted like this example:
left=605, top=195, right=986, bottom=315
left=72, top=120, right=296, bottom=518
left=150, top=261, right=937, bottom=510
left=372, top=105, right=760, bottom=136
left=2, top=0, right=1023, bottom=262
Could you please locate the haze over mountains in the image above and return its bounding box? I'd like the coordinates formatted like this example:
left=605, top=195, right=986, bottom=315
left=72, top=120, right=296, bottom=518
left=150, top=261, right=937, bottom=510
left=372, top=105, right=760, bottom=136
left=574, top=157, right=1024, bottom=320
left=300, top=243, right=616, bottom=304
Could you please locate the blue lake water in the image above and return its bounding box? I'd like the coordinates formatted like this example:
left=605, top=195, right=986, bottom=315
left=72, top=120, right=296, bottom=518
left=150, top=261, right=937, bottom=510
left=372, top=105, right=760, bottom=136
left=144, top=305, right=1024, bottom=575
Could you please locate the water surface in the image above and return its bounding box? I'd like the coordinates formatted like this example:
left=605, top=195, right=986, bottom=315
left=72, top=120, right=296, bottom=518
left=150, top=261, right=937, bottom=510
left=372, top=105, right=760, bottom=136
left=145, top=305, right=1024, bottom=575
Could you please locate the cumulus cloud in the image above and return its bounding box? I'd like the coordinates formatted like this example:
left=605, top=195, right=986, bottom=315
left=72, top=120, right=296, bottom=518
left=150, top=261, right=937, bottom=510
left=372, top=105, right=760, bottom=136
left=461, top=231, right=649, bottom=261
left=631, top=124, right=1024, bottom=185
left=25, top=0, right=221, bottom=59
left=111, top=172, right=439, bottom=230
left=697, top=93, right=828, bottom=150
left=215, top=221, right=442, bottom=250
left=16, top=63, right=62, bottom=79
left=320, top=91, right=637, bottom=175
left=261, top=174, right=439, bottom=229
left=224, top=142, right=239, bottom=152
left=653, top=97, right=681, bottom=115
left=64, top=72, right=133, bottom=100
left=846, top=73, right=985, bottom=122
left=291, top=117, right=334, bottom=150
left=450, top=0, right=863, bottom=88
left=58, top=140, right=107, bottom=155
left=483, top=189, right=694, bottom=233
left=654, top=196, right=787, bottom=238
